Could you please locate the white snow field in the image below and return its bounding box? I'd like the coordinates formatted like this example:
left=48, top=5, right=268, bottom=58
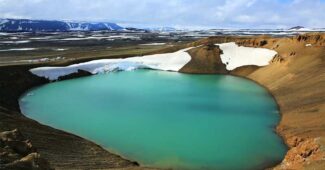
left=217, top=42, right=277, bottom=70
left=30, top=47, right=193, bottom=80
left=0, top=48, right=37, bottom=52
left=139, top=43, right=167, bottom=46
left=30, top=42, right=277, bottom=80
left=0, top=40, right=31, bottom=44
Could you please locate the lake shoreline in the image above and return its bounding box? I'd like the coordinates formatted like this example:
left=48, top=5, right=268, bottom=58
left=20, top=70, right=287, bottom=170
left=1, top=33, right=324, bottom=169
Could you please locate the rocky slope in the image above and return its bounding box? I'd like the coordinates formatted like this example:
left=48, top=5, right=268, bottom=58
left=0, top=129, right=52, bottom=170
left=179, top=43, right=228, bottom=74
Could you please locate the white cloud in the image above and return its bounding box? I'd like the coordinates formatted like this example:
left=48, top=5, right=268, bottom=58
left=0, top=0, right=324, bottom=28
left=234, top=15, right=257, bottom=23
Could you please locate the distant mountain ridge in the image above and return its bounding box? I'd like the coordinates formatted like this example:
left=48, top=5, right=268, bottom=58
left=289, top=26, right=306, bottom=30
left=0, top=19, right=123, bottom=32
left=145, top=27, right=178, bottom=32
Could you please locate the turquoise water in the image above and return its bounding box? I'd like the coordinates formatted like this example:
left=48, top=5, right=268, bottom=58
left=20, top=70, right=286, bottom=170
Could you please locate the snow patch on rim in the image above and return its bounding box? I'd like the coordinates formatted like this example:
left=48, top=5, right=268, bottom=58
left=217, top=42, right=277, bottom=70
left=30, top=47, right=193, bottom=80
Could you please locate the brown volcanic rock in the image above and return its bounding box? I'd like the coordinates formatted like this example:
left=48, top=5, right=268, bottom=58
left=2, top=153, right=52, bottom=170
left=275, top=137, right=325, bottom=170
left=230, top=65, right=260, bottom=77
left=179, top=43, right=228, bottom=74
left=0, top=109, right=139, bottom=169
left=0, top=129, right=52, bottom=170
left=295, top=33, right=325, bottom=46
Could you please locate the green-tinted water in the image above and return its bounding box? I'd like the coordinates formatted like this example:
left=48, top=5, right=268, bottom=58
left=20, top=70, right=286, bottom=170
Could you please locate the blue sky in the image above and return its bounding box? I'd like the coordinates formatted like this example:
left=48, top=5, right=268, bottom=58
left=0, top=0, right=324, bottom=29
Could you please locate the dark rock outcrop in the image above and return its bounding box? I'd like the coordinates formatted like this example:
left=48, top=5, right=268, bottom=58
left=294, top=33, right=325, bottom=46
left=58, top=69, right=92, bottom=81
left=270, top=54, right=285, bottom=64
left=0, top=65, right=48, bottom=112
left=0, top=129, right=52, bottom=170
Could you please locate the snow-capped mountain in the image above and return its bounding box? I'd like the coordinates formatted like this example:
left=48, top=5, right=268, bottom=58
left=145, top=27, right=178, bottom=32
left=0, top=19, right=123, bottom=32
